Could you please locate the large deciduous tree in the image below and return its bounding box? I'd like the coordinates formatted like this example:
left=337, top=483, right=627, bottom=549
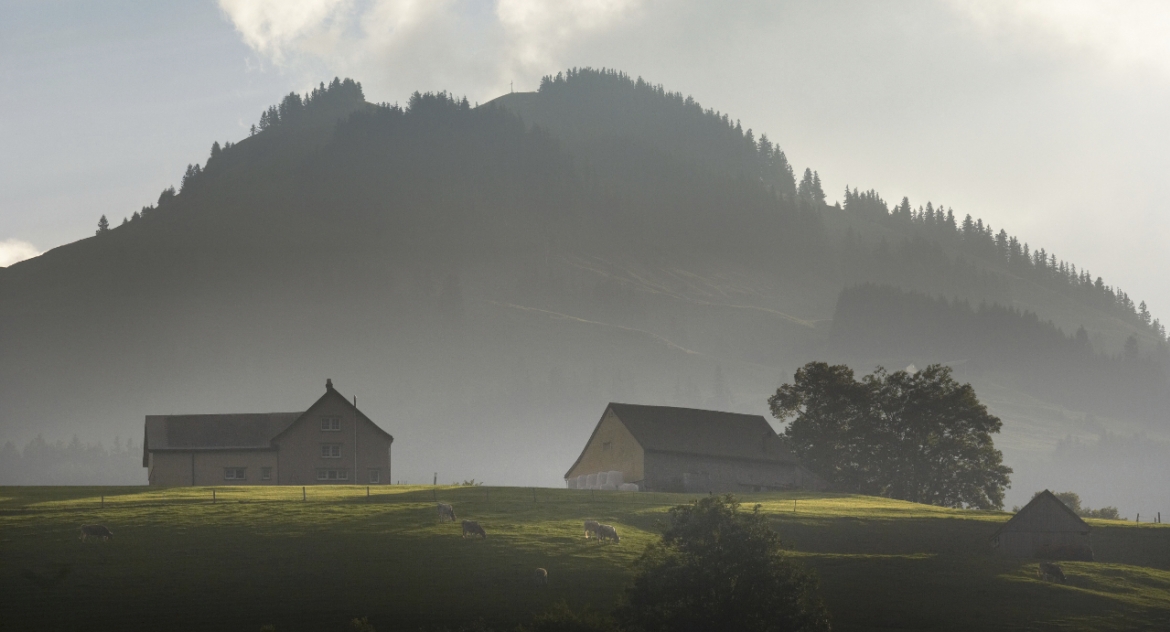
left=769, top=361, right=1012, bottom=509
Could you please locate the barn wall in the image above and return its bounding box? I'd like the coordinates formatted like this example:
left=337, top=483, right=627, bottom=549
left=643, top=451, right=824, bottom=493
left=565, top=409, right=644, bottom=485
left=274, top=396, right=391, bottom=486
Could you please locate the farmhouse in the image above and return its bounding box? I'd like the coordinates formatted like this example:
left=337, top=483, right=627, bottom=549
left=143, top=379, right=393, bottom=486
left=565, top=403, right=827, bottom=493
left=990, top=490, right=1093, bottom=560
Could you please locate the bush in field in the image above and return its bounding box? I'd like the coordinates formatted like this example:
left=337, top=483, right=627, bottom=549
left=616, top=495, right=831, bottom=632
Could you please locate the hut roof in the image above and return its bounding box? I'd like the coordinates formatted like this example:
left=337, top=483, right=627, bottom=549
left=993, top=490, right=1091, bottom=538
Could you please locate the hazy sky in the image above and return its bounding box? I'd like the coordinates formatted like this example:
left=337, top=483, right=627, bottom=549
left=2, top=0, right=1166, bottom=318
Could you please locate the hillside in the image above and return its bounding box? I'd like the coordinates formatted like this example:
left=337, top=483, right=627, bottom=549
left=0, top=70, right=1167, bottom=512
left=3, top=486, right=1169, bottom=631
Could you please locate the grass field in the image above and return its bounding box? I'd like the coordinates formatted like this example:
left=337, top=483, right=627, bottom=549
left=2, top=486, right=1168, bottom=632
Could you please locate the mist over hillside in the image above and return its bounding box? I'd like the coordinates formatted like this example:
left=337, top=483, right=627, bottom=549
left=1, top=70, right=1166, bottom=513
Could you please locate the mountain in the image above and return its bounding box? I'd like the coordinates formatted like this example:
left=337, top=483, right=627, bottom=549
left=1, top=70, right=1167, bottom=512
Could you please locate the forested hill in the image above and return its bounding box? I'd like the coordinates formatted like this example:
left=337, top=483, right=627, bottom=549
left=0, top=70, right=1166, bottom=510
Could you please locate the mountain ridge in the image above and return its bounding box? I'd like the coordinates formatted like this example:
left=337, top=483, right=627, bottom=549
left=1, top=69, right=1166, bottom=513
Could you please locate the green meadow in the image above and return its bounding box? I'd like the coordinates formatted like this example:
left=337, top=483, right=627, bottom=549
left=2, top=486, right=1168, bottom=632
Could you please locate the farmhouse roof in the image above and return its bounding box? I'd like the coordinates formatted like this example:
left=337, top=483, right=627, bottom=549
left=992, top=490, right=1091, bottom=538
left=144, top=413, right=300, bottom=453
left=611, top=402, right=795, bottom=462
left=142, top=379, right=392, bottom=466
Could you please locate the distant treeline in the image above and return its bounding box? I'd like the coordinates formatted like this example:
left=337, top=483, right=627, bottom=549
left=0, top=435, right=143, bottom=485
left=830, top=284, right=1170, bottom=421
left=843, top=188, right=1166, bottom=343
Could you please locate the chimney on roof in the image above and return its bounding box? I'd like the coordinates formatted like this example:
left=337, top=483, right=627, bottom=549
left=326, top=378, right=334, bottom=391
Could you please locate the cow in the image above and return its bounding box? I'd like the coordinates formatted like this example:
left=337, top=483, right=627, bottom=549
left=1038, top=561, right=1066, bottom=583
left=437, top=503, right=457, bottom=523
left=584, top=519, right=600, bottom=539
left=533, top=568, right=548, bottom=586
left=597, top=524, right=619, bottom=543
left=462, top=520, right=486, bottom=539
left=79, top=524, right=113, bottom=542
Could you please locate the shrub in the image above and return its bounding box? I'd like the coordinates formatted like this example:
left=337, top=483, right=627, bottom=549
left=616, top=495, right=831, bottom=632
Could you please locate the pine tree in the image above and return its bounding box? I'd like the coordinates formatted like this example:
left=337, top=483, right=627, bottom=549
left=96, top=215, right=110, bottom=235
left=1124, top=335, right=1139, bottom=360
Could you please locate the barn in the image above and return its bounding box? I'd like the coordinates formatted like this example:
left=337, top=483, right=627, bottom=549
left=143, top=379, right=393, bottom=486
left=990, top=490, right=1094, bottom=560
left=564, top=403, right=827, bottom=493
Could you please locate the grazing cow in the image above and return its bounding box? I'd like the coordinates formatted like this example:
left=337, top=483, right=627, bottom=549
left=462, top=520, right=486, bottom=539
left=584, top=520, right=600, bottom=539
left=437, top=503, right=457, bottom=523
left=79, top=525, right=113, bottom=542
left=597, top=524, right=619, bottom=543
left=533, top=568, right=548, bottom=586
left=1038, top=562, right=1066, bottom=583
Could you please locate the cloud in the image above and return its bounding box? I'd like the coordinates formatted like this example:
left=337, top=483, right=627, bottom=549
left=949, top=0, right=1170, bottom=78
left=0, top=239, right=41, bottom=267
left=218, top=0, right=646, bottom=101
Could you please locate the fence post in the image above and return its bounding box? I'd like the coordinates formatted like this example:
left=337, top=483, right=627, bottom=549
left=302, top=486, right=306, bottom=501
left=101, top=495, right=104, bottom=509
left=213, top=489, right=216, bottom=504
left=367, top=486, right=370, bottom=501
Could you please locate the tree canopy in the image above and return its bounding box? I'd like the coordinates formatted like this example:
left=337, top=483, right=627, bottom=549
left=770, top=361, right=1012, bottom=509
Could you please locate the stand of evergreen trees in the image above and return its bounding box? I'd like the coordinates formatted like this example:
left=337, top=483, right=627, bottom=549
left=843, top=188, right=1167, bottom=343
left=0, top=435, right=143, bottom=485
left=830, top=284, right=1170, bottom=422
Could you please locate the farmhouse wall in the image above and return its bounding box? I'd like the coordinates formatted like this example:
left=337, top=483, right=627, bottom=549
left=147, top=450, right=278, bottom=486
left=642, top=451, right=825, bottom=493
left=564, top=408, right=644, bottom=485
left=274, top=396, right=391, bottom=485
left=148, top=451, right=191, bottom=486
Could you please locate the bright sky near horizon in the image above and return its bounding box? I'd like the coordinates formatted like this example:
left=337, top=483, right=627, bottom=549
left=1, top=0, right=1167, bottom=317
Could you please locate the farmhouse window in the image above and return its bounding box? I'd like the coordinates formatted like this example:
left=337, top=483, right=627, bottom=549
left=321, top=444, right=342, bottom=458
left=224, top=467, right=246, bottom=480
left=260, top=467, right=272, bottom=481
left=321, top=417, right=341, bottom=431
left=369, top=469, right=380, bottom=483
left=316, top=469, right=349, bottom=481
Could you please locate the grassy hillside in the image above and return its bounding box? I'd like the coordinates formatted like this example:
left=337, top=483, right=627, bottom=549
left=3, top=486, right=1168, bottom=632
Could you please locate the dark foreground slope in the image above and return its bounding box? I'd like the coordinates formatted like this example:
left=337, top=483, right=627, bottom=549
left=0, top=71, right=1167, bottom=512
left=2, top=486, right=1169, bottom=632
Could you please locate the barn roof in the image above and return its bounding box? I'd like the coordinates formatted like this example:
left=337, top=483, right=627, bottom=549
left=992, top=490, right=1091, bottom=537
left=609, top=403, right=796, bottom=463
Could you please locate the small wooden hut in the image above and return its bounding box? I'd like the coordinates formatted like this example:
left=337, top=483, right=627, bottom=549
left=990, top=490, right=1093, bottom=560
